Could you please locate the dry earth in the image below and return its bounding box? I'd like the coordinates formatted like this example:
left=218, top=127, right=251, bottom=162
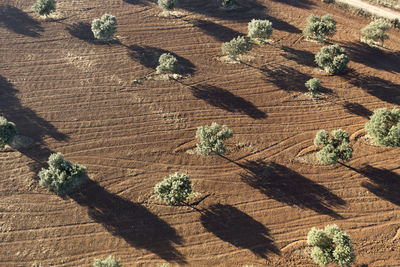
left=0, top=0, right=400, bottom=266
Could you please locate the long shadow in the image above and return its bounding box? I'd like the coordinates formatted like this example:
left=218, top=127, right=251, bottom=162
left=240, top=160, right=345, bottom=218
left=65, top=22, right=96, bottom=44
left=339, top=41, right=400, bottom=73
left=70, top=179, right=186, bottom=263
left=200, top=204, right=280, bottom=258
left=0, top=5, right=44, bottom=37
left=261, top=65, right=312, bottom=93
left=190, top=84, right=266, bottom=119
left=357, top=165, right=400, bottom=206
left=188, top=19, right=242, bottom=42
left=345, top=71, right=400, bottom=105
left=0, top=75, right=68, bottom=163
left=281, top=46, right=315, bottom=67
left=270, top=0, right=314, bottom=9
left=123, top=0, right=150, bottom=6
left=343, top=102, right=372, bottom=118
left=127, top=45, right=195, bottom=75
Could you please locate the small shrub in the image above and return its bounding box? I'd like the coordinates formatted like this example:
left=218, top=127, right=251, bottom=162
left=307, top=225, right=355, bottom=267
left=248, top=19, right=273, bottom=42
left=158, top=0, right=175, bottom=11
left=365, top=108, right=400, bottom=146
left=156, top=53, right=178, bottom=74
left=218, top=0, right=236, bottom=8
left=314, top=129, right=353, bottom=165
left=315, top=45, right=349, bottom=74
left=305, top=78, right=322, bottom=98
left=33, top=0, right=56, bottom=17
left=91, top=14, right=117, bottom=41
left=93, top=256, right=121, bottom=267
left=361, top=19, right=390, bottom=45
left=222, top=36, right=251, bottom=60
left=196, top=122, right=233, bottom=156
left=303, top=14, right=337, bottom=42
left=154, top=172, right=192, bottom=206
left=38, top=152, right=88, bottom=195
left=0, top=116, right=18, bottom=148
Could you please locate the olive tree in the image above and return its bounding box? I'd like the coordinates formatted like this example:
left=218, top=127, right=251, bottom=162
left=248, top=19, right=273, bottom=43
left=222, top=36, right=251, bottom=61
left=365, top=108, right=400, bottom=146
left=361, top=19, right=390, bottom=46
left=158, top=0, right=175, bottom=11
left=156, top=53, right=178, bottom=74
left=91, top=14, right=117, bottom=41
left=154, top=172, right=192, bottom=206
left=314, top=129, right=353, bottom=165
left=303, top=14, right=336, bottom=42
left=196, top=122, right=233, bottom=156
left=0, top=116, right=18, bottom=148
left=33, top=0, right=56, bottom=17
left=307, top=225, right=355, bottom=267
left=93, top=256, right=121, bottom=267
left=305, top=78, right=322, bottom=98
left=38, top=152, right=88, bottom=195
left=315, top=45, right=349, bottom=74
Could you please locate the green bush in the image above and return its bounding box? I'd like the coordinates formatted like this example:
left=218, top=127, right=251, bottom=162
left=365, top=108, right=400, bottom=146
left=0, top=116, right=18, bottom=148
left=303, top=14, right=336, bottom=42
left=361, top=19, right=390, bottom=45
left=222, top=36, right=251, bottom=60
left=305, top=78, right=322, bottom=98
left=91, top=14, right=117, bottom=41
left=248, top=19, right=273, bottom=42
left=307, top=225, right=355, bottom=267
left=156, top=53, right=178, bottom=74
left=315, top=45, right=349, bottom=74
left=154, top=172, right=192, bottom=206
left=314, top=129, right=353, bottom=165
left=196, top=122, right=233, bottom=156
left=158, top=0, right=175, bottom=11
left=93, top=256, right=121, bottom=267
left=218, top=0, right=236, bottom=8
left=32, top=0, right=56, bottom=16
left=38, top=152, right=88, bottom=195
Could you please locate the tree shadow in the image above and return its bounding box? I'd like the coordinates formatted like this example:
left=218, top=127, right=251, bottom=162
left=65, top=22, right=96, bottom=44
left=339, top=41, right=400, bottom=73
left=357, top=165, right=400, bottom=206
left=240, top=160, right=345, bottom=218
left=188, top=19, right=242, bottom=42
left=281, top=46, right=315, bottom=67
left=0, top=5, right=44, bottom=37
left=190, top=84, right=266, bottom=119
left=0, top=75, right=68, bottom=164
left=270, top=0, right=314, bottom=9
left=261, top=65, right=312, bottom=93
left=69, top=179, right=186, bottom=263
left=200, top=203, right=280, bottom=259
left=343, top=102, right=372, bottom=118
left=123, top=0, right=151, bottom=6
left=127, top=45, right=195, bottom=75
left=345, top=71, right=400, bottom=105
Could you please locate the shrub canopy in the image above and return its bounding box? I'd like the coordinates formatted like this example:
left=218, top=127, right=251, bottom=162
left=156, top=53, right=178, bottom=74
left=361, top=19, right=390, bottom=45
left=222, top=36, right=251, bottom=60
left=38, top=152, right=87, bottom=195
left=158, top=0, right=175, bottom=11
left=93, top=256, right=121, bottom=267
left=33, top=0, right=56, bottom=16
left=315, top=45, right=349, bottom=74
left=196, top=122, right=233, bottom=156
left=307, top=225, right=355, bottom=267
left=154, top=172, right=192, bottom=206
left=303, top=14, right=336, bottom=42
left=305, top=78, right=322, bottom=97
left=0, top=116, right=18, bottom=148
left=248, top=19, right=273, bottom=41
left=218, top=0, right=236, bottom=8
left=365, top=108, right=400, bottom=146
left=314, top=129, right=353, bottom=165
left=91, top=14, right=117, bottom=41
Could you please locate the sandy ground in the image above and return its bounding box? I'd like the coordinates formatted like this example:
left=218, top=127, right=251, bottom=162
left=339, top=0, right=400, bottom=19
